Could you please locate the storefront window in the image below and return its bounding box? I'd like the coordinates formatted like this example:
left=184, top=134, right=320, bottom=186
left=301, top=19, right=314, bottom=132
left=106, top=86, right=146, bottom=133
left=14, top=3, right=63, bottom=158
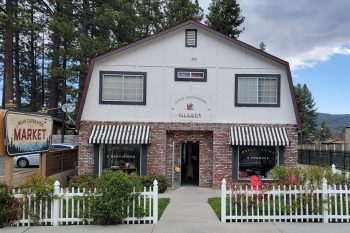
left=238, top=146, right=278, bottom=179
left=103, top=144, right=141, bottom=174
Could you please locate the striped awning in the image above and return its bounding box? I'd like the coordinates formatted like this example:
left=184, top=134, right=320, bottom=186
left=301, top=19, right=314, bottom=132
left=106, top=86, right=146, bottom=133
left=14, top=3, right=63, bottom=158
left=229, top=126, right=289, bottom=146
left=88, top=125, right=150, bottom=144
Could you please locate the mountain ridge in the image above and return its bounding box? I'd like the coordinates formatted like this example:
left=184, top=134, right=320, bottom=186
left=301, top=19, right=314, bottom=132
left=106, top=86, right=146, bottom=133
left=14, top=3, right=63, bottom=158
left=317, top=113, right=350, bottom=132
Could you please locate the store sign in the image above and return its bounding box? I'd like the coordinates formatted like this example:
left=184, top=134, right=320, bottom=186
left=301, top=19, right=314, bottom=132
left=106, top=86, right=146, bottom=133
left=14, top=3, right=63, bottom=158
left=170, top=94, right=212, bottom=121
left=5, top=111, right=53, bottom=156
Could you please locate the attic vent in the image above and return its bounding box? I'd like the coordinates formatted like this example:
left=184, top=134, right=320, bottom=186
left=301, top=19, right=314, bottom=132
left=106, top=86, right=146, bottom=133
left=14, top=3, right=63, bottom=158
left=186, top=29, right=197, bottom=47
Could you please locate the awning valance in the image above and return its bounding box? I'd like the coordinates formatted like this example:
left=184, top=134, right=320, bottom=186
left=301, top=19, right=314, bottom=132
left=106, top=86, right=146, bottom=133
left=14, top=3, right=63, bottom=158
left=88, top=125, right=150, bottom=144
left=229, top=126, right=289, bottom=146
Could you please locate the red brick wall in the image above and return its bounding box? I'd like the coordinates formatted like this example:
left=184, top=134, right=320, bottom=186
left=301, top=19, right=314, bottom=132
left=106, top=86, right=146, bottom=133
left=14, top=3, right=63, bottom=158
left=78, top=121, right=298, bottom=188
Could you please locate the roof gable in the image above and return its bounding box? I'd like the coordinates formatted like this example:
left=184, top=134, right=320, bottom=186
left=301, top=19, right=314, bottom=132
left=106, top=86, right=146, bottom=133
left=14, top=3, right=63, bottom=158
left=76, top=19, right=301, bottom=128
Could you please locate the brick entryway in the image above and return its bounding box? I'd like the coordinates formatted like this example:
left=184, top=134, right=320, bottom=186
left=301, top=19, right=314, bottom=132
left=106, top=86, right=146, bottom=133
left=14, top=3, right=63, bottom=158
left=166, top=131, right=213, bottom=187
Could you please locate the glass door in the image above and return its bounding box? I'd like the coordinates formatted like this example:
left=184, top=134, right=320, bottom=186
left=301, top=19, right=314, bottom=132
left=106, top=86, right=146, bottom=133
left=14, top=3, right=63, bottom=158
left=172, top=141, right=182, bottom=190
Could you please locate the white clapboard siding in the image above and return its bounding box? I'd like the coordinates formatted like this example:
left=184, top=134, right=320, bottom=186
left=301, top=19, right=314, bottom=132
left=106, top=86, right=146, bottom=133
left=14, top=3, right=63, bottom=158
left=221, top=178, right=350, bottom=223
left=12, top=180, right=158, bottom=226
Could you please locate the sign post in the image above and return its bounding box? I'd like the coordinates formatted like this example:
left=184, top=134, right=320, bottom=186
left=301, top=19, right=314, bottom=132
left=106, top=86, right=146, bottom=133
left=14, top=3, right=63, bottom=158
left=4, top=157, right=13, bottom=186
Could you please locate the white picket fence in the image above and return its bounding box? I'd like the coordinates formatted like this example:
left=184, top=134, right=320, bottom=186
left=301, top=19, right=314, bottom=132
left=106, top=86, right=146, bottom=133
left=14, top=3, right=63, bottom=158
left=12, top=180, right=158, bottom=226
left=221, top=178, right=350, bottom=223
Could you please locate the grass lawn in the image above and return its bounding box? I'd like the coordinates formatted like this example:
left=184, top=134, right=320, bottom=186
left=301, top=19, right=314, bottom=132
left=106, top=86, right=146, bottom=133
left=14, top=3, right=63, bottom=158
left=208, top=197, right=221, bottom=220
left=158, top=198, right=170, bottom=219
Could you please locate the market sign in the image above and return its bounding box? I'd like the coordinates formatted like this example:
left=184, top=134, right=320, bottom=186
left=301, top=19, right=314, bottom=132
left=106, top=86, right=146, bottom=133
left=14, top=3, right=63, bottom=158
left=170, top=93, right=212, bottom=121
left=5, top=111, right=53, bottom=156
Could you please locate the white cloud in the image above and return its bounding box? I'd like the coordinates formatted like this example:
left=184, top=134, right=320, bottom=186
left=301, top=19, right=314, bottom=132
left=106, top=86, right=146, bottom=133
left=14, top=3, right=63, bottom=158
left=199, top=0, right=350, bottom=71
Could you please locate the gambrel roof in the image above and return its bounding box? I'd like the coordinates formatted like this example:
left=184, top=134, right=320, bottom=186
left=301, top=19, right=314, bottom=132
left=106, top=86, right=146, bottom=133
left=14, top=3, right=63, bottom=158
left=76, top=19, right=301, bottom=128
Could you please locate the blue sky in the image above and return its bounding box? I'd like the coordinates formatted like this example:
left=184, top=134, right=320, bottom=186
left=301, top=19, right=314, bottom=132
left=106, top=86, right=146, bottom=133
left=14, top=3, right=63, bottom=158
left=200, top=0, right=350, bottom=114
left=293, top=54, right=350, bottom=114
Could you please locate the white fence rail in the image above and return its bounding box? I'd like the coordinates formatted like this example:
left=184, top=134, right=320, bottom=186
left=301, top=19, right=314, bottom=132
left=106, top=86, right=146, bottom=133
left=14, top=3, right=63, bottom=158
left=221, top=178, right=350, bottom=223
left=13, top=180, right=158, bottom=226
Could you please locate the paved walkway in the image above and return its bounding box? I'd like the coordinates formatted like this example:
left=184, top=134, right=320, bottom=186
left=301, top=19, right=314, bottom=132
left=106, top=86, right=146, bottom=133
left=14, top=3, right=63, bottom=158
left=2, top=186, right=350, bottom=233
left=159, top=185, right=220, bottom=224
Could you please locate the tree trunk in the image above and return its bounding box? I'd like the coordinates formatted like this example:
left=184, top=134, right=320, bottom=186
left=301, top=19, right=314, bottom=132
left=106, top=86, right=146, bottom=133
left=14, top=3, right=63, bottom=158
left=14, top=22, right=20, bottom=109
left=29, top=1, right=37, bottom=111
left=61, top=41, right=67, bottom=142
left=41, top=34, right=45, bottom=108
left=14, top=0, right=21, bottom=109
left=78, top=0, right=89, bottom=104
left=49, top=31, right=60, bottom=117
left=4, top=0, right=14, bottom=106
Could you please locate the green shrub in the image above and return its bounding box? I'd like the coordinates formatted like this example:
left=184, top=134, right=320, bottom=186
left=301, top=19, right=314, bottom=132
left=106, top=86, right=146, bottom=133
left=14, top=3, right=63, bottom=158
left=267, top=165, right=288, bottom=183
left=141, top=174, right=168, bottom=193
left=21, top=175, right=55, bottom=199
left=68, top=173, right=98, bottom=190
left=268, top=165, right=348, bottom=188
left=89, top=170, right=143, bottom=225
left=127, top=173, right=143, bottom=191
left=0, top=182, right=20, bottom=228
left=21, top=176, right=56, bottom=224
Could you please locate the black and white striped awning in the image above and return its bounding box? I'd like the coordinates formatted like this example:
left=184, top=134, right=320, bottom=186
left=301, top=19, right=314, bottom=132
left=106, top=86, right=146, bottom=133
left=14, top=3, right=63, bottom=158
left=229, top=126, right=289, bottom=146
left=88, top=125, right=150, bottom=144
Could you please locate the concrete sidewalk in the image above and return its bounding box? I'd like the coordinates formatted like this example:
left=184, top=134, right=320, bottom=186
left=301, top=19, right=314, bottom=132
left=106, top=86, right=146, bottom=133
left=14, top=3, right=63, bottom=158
left=2, top=222, right=350, bottom=233
left=2, top=186, right=350, bottom=233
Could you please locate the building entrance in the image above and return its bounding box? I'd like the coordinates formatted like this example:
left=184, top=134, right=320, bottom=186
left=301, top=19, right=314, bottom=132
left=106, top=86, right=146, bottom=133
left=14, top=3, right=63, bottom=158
left=181, top=141, right=199, bottom=185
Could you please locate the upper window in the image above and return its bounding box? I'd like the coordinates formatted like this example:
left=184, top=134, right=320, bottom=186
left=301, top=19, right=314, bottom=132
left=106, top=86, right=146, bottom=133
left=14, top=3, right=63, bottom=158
left=175, top=68, right=207, bottom=82
left=185, top=29, right=197, bottom=47
left=99, top=71, right=146, bottom=105
left=235, top=74, right=280, bottom=107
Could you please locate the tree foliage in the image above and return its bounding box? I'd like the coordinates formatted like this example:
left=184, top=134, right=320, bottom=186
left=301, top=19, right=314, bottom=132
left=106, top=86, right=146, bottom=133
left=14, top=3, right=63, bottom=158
left=294, top=84, right=318, bottom=142
left=164, top=0, right=203, bottom=27
left=320, top=120, right=332, bottom=141
left=205, top=0, right=244, bottom=38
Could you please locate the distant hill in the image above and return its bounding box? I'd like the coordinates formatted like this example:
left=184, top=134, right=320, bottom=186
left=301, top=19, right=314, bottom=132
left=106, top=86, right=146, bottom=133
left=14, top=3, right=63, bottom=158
left=317, top=113, right=350, bottom=132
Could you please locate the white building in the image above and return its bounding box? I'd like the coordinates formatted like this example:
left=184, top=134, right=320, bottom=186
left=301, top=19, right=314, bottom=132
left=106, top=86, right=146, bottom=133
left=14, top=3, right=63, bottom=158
left=76, top=20, right=301, bottom=188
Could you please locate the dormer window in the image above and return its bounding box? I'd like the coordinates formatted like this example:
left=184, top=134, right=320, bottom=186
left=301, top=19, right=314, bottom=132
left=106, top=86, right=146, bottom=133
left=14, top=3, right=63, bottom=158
left=185, top=29, right=197, bottom=47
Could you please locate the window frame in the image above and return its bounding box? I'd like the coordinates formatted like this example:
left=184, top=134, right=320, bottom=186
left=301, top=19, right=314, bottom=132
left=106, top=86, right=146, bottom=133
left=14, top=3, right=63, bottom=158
left=235, top=74, right=281, bottom=107
left=102, top=144, right=142, bottom=175
left=174, top=68, right=207, bottom=82
left=99, top=71, right=147, bottom=105
left=232, top=146, right=284, bottom=182
left=185, top=29, right=197, bottom=47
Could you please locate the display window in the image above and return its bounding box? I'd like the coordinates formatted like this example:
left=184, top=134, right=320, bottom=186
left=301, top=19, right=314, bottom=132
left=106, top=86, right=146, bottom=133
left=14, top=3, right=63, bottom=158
left=103, top=144, right=141, bottom=174
left=238, top=146, right=278, bottom=179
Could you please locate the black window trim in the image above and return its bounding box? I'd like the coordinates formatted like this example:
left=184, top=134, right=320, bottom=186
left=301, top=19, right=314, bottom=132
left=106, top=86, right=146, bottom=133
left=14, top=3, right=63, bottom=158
left=99, top=71, right=147, bottom=105
left=174, top=68, right=207, bottom=82
left=235, top=74, right=281, bottom=107
left=185, top=29, right=197, bottom=47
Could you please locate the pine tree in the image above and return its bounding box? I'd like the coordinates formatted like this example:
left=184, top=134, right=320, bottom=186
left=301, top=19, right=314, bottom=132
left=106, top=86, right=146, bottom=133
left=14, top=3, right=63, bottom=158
left=320, top=121, right=332, bottom=141
left=135, top=0, right=165, bottom=37
left=73, top=0, right=139, bottom=104
left=205, top=0, right=244, bottom=38
left=294, top=84, right=318, bottom=142
left=2, top=0, right=14, bottom=106
left=164, top=0, right=203, bottom=27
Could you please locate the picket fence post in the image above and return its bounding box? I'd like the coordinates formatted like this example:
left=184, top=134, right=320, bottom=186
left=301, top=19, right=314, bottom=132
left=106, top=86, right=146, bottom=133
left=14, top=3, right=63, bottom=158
left=153, top=180, right=158, bottom=224
left=53, top=180, right=60, bottom=226
left=322, top=178, right=328, bottom=223
left=221, top=179, right=226, bottom=223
